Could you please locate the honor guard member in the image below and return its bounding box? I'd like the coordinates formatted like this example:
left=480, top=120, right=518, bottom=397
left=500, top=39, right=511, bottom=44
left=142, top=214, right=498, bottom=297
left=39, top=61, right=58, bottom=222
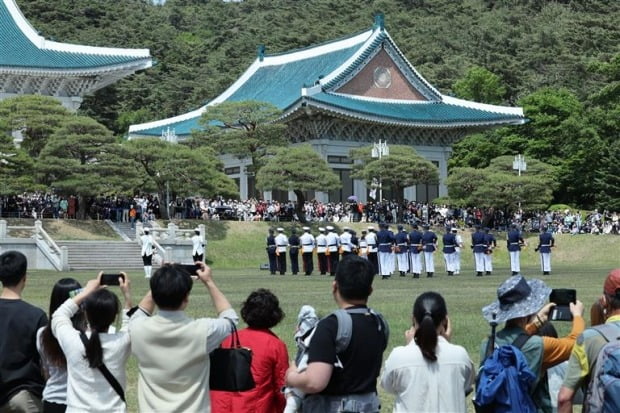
left=140, top=229, right=154, bottom=279
left=275, top=227, right=289, bottom=275
left=377, top=223, right=396, bottom=279
left=289, top=228, right=301, bottom=275
left=484, top=227, right=497, bottom=275
left=350, top=230, right=359, bottom=255
left=366, top=226, right=379, bottom=275
left=453, top=227, right=463, bottom=275
left=442, top=227, right=457, bottom=276
left=339, top=227, right=353, bottom=257
left=421, top=224, right=437, bottom=277
left=535, top=226, right=555, bottom=275
left=358, top=230, right=369, bottom=259
left=394, top=224, right=410, bottom=276
left=300, top=226, right=315, bottom=275
left=191, top=228, right=205, bottom=263
left=325, top=226, right=340, bottom=276
left=409, top=224, right=424, bottom=278
left=507, top=224, right=526, bottom=275
left=471, top=225, right=487, bottom=277
left=316, top=227, right=328, bottom=275
left=266, top=228, right=277, bottom=275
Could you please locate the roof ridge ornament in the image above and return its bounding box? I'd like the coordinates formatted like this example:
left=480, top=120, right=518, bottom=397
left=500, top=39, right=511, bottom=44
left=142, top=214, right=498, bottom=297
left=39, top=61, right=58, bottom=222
left=373, top=13, right=385, bottom=31
left=257, top=44, right=266, bottom=62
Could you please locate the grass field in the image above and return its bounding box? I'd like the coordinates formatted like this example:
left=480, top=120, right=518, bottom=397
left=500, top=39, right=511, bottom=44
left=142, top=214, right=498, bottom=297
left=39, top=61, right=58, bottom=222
left=6, top=219, right=620, bottom=411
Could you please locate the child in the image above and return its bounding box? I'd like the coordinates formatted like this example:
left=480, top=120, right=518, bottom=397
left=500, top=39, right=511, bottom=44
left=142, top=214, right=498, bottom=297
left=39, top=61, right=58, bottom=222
left=283, top=305, right=319, bottom=413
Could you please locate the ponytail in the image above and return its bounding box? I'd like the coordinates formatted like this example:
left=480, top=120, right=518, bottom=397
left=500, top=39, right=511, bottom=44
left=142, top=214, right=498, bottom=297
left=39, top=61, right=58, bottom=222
left=81, top=289, right=119, bottom=368
left=412, top=292, right=448, bottom=362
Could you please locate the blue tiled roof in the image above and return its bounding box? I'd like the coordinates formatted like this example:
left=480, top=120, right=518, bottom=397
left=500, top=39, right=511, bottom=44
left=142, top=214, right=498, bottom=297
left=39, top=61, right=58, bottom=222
left=0, top=0, right=149, bottom=69
left=224, top=45, right=361, bottom=109
left=303, top=93, right=525, bottom=125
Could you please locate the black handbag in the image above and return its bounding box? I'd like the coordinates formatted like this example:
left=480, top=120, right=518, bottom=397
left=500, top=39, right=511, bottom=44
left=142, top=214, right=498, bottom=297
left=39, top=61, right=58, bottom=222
left=209, top=319, right=255, bottom=392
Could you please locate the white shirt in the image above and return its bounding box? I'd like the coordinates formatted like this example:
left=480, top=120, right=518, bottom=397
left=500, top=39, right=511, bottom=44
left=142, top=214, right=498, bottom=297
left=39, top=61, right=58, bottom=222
left=339, top=232, right=352, bottom=252
left=299, top=232, right=315, bottom=253
left=325, top=232, right=340, bottom=252
left=381, top=336, right=474, bottom=413
left=52, top=299, right=131, bottom=413
left=37, top=328, right=68, bottom=404
left=315, top=234, right=327, bottom=253
left=140, top=234, right=153, bottom=256
left=275, top=233, right=288, bottom=253
left=191, top=234, right=204, bottom=255
left=366, top=232, right=378, bottom=252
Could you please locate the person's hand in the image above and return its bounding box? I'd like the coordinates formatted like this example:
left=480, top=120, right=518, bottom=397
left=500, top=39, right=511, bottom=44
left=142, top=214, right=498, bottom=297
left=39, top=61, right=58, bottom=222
left=285, top=360, right=298, bottom=386
left=119, top=272, right=131, bottom=301
left=196, top=262, right=213, bottom=284
left=570, top=300, right=585, bottom=317
left=537, top=302, right=556, bottom=323
left=405, top=326, right=416, bottom=344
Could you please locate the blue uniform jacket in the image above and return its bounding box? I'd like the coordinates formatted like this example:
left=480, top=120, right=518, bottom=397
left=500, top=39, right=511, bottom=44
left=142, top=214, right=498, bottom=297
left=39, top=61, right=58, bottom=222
left=409, top=230, right=423, bottom=254
left=422, top=230, right=437, bottom=252
left=394, top=231, right=408, bottom=254
left=538, top=232, right=554, bottom=253
left=507, top=230, right=524, bottom=252
left=442, top=232, right=456, bottom=253
left=266, top=235, right=276, bottom=252
left=377, top=229, right=395, bottom=253
left=472, top=231, right=487, bottom=253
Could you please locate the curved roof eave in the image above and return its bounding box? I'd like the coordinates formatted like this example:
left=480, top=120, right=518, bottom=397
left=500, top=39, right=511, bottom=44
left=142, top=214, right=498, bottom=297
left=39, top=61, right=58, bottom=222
left=0, top=59, right=153, bottom=76
left=279, top=97, right=527, bottom=129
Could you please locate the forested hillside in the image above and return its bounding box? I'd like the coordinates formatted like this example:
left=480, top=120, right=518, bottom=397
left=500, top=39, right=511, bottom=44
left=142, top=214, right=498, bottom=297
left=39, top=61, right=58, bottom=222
left=13, top=0, right=620, bottom=209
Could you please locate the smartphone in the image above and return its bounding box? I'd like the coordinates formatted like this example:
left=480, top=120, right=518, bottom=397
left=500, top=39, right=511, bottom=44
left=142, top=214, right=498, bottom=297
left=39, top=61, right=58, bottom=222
left=550, top=289, right=577, bottom=321
left=180, top=264, right=200, bottom=276
left=100, top=273, right=125, bottom=286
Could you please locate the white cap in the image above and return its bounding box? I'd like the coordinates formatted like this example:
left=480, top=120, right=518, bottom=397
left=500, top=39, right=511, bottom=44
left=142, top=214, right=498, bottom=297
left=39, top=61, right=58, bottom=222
left=318, top=227, right=326, bottom=232
left=326, top=225, right=334, bottom=231
left=302, top=226, right=310, bottom=231
left=367, top=226, right=375, bottom=231
left=277, top=227, right=284, bottom=232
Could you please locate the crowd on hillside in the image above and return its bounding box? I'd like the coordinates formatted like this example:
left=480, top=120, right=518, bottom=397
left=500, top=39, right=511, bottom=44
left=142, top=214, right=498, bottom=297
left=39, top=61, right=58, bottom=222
left=2, top=248, right=620, bottom=413
left=0, top=193, right=618, bottom=234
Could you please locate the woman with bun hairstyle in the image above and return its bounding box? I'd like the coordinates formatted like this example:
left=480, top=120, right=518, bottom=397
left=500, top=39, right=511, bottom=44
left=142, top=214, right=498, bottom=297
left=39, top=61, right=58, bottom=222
left=381, top=292, right=474, bottom=413
left=37, top=278, right=86, bottom=413
left=51, top=272, right=132, bottom=413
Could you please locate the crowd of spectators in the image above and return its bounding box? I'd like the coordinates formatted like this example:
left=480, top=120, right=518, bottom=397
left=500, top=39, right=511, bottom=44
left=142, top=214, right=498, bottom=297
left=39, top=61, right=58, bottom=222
left=1, top=193, right=618, bottom=235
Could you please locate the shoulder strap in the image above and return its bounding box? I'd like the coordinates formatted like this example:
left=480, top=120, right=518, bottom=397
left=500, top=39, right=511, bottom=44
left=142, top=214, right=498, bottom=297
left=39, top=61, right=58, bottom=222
left=512, top=333, right=532, bottom=349
left=332, top=307, right=389, bottom=354
left=592, top=322, right=620, bottom=343
left=79, top=332, right=125, bottom=403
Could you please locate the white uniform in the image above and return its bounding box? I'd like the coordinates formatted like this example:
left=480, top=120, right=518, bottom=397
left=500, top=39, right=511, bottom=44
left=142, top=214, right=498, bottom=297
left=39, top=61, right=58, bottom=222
left=339, top=231, right=353, bottom=253
left=454, top=233, right=463, bottom=274
left=191, top=234, right=205, bottom=260
left=140, top=233, right=154, bottom=278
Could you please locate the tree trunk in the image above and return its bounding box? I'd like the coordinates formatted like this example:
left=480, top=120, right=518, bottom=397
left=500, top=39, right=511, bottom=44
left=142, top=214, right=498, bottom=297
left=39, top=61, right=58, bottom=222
left=158, top=189, right=170, bottom=220
left=77, top=195, right=87, bottom=220
left=294, top=190, right=307, bottom=223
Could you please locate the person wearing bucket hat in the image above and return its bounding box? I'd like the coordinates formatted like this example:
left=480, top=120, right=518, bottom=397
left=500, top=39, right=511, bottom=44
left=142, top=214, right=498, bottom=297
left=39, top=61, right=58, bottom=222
left=480, top=275, right=585, bottom=411
left=558, top=268, right=620, bottom=412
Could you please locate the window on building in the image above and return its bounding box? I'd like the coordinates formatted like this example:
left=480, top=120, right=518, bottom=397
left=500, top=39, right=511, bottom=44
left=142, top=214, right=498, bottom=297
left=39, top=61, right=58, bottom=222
left=224, top=166, right=240, bottom=175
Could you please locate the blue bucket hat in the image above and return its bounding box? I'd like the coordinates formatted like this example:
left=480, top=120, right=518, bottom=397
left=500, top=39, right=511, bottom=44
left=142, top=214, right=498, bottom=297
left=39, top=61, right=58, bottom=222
left=482, top=275, right=551, bottom=324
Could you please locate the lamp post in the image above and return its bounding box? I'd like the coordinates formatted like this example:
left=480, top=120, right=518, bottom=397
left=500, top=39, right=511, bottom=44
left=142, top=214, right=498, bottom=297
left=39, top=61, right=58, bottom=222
left=371, top=140, right=389, bottom=202
left=512, top=154, right=527, bottom=211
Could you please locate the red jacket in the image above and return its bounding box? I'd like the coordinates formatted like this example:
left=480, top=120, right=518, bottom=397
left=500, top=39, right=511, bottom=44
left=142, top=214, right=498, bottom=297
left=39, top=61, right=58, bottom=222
left=210, top=327, right=288, bottom=413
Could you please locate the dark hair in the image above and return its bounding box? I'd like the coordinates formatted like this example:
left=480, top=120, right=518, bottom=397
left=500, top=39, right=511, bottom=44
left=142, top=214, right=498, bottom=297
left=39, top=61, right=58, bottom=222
left=82, top=289, right=120, bottom=368
left=413, top=291, right=448, bottom=362
left=335, top=255, right=374, bottom=301
left=150, top=264, right=193, bottom=310
left=241, top=289, right=285, bottom=329
left=0, top=251, right=27, bottom=287
left=40, top=278, right=85, bottom=369
left=606, top=293, right=620, bottom=311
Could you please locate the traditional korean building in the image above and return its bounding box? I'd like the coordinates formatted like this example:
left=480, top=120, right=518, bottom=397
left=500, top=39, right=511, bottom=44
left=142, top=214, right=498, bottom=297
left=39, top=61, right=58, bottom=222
left=129, top=15, right=524, bottom=203
left=0, top=0, right=152, bottom=111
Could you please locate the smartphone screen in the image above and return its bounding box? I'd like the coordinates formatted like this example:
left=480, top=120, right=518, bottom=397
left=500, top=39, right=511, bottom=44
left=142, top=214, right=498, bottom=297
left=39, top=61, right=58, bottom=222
left=550, top=289, right=576, bottom=321
left=100, top=273, right=124, bottom=286
left=180, top=264, right=200, bottom=276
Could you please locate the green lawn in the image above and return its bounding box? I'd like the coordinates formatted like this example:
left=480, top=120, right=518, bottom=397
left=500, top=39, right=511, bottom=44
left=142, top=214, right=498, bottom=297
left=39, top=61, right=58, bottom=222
left=23, top=250, right=617, bottom=412
left=8, top=220, right=618, bottom=411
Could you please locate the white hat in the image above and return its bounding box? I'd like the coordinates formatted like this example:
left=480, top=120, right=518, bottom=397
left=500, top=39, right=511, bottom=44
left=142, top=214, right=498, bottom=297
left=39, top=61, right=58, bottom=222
left=302, top=226, right=310, bottom=231
left=326, top=225, right=334, bottom=231
left=277, top=227, right=284, bottom=232
left=367, top=226, right=375, bottom=231
left=318, top=227, right=326, bottom=232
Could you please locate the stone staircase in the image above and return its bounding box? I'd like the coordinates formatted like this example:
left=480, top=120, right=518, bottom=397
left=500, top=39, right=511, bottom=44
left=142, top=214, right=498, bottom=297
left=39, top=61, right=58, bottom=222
left=106, top=220, right=155, bottom=241
left=57, top=241, right=154, bottom=271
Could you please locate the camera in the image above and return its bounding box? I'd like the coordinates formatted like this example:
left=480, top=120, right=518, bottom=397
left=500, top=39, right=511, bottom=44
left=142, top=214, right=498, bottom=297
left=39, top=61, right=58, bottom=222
left=100, top=273, right=125, bottom=286
left=180, top=264, right=200, bottom=276
left=549, top=289, right=576, bottom=321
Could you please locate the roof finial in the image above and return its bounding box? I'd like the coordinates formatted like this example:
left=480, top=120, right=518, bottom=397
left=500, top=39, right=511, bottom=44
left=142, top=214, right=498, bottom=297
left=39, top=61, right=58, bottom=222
left=257, top=44, right=265, bottom=62
left=374, top=13, right=385, bottom=31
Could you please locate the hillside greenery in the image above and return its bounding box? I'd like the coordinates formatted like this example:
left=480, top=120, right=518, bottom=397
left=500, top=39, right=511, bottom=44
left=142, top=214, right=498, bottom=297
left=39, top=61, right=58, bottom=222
left=10, top=0, right=620, bottom=209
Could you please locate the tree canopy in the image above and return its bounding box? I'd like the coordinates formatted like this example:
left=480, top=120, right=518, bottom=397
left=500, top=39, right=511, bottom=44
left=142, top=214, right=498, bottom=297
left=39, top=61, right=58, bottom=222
left=256, top=145, right=340, bottom=222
